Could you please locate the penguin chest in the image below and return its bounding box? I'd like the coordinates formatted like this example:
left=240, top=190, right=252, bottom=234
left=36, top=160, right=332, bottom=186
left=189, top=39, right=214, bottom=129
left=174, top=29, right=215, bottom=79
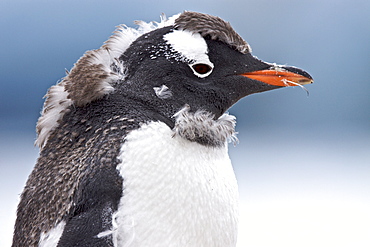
left=114, top=121, right=239, bottom=247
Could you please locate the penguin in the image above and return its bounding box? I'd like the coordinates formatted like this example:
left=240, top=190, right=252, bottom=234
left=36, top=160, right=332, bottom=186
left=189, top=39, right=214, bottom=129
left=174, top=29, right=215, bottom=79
left=12, top=11, right=312, bottom=247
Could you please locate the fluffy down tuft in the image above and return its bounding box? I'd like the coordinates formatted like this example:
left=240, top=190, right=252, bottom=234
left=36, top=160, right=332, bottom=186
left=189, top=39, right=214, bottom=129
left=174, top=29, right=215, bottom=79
left=173, top=105, right=238, bottom=146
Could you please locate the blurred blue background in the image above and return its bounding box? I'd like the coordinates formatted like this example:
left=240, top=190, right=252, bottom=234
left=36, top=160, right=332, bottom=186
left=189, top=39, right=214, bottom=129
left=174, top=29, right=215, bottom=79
left=1, top=0, right=369, bottom=246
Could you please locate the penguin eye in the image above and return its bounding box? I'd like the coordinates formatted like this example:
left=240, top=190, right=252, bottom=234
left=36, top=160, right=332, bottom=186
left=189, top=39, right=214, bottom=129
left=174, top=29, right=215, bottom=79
left=192, top=64, right=213, bottom=75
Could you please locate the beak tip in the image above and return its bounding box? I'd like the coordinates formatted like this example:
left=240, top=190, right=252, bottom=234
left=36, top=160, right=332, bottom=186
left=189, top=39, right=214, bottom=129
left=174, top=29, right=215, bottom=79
left=241, top=68, right=313, bottom=87
left=299, top=78, right=314, bottom=85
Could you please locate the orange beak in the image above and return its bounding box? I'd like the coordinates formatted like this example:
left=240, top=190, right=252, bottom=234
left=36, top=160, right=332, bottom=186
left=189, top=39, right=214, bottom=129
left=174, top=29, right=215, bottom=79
left=241, top=69, right=313, bottom=87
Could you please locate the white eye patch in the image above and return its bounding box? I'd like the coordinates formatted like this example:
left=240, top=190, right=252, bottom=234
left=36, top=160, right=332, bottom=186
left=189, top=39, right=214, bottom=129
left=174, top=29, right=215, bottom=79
left=163, top=30, right=214, bottom=78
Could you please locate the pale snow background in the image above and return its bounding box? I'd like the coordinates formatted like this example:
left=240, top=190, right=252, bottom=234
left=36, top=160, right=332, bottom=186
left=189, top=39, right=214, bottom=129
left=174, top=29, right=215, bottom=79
left=1, top=0, right=369, bottom=246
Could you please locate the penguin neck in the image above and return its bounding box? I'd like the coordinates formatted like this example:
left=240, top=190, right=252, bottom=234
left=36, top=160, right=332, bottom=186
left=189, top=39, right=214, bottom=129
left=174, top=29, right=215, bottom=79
left=108, top=87, right=178, bottom=128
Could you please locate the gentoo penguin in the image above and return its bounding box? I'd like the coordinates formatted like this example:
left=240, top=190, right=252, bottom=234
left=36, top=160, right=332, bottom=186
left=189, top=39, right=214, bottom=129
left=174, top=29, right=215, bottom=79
left=12, top=12, right=312, bottom=247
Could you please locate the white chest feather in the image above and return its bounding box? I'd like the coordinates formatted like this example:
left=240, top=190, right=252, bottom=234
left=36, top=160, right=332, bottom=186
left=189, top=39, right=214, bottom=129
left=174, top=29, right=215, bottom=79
left=114, top=121, right=239, bottom=247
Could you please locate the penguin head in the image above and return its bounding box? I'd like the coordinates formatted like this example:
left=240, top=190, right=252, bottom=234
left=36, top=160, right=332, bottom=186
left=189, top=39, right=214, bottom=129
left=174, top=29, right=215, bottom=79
left=36, top=11, right=312, bottom=148
left=114, top=12, right=313, bottom=119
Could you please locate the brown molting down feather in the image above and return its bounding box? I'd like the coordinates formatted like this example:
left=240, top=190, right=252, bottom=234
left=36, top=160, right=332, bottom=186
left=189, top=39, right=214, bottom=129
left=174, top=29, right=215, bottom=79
left=64, top=49, right=116, bottom=107
left=35, top=47, right=125, bottom=148
left=175, top=11, right=251, bottom=54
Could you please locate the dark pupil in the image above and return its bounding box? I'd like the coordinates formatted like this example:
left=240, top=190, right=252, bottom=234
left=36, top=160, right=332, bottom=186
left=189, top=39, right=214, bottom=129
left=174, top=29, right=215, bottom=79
left=193, top=64, right=211, bottom=74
